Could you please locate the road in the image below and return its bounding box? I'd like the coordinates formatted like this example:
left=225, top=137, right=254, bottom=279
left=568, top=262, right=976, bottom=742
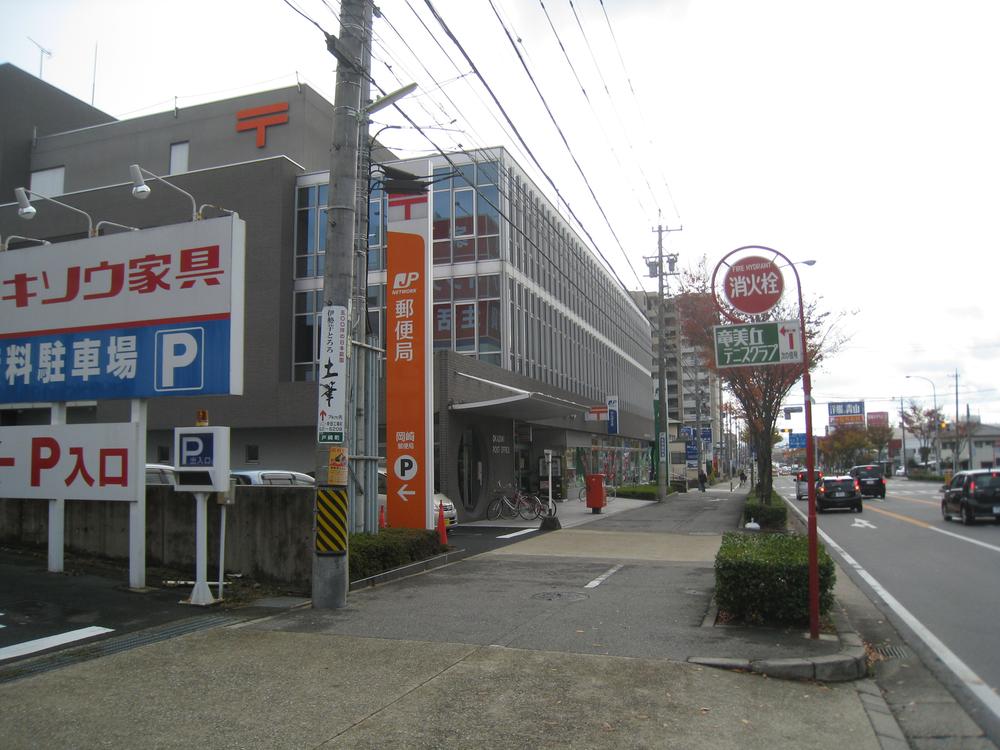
left=776, top=474, right=1000, bottom=741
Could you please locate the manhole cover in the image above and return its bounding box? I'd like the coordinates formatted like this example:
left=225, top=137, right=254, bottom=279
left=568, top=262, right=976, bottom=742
left=532, top=591, right=588, bottom=603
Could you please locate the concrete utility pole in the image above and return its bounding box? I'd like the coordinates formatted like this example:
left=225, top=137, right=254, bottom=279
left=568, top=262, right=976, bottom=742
left=313, top=0, right=372, bottom=610
left=648, top=225, right=681, bottom=501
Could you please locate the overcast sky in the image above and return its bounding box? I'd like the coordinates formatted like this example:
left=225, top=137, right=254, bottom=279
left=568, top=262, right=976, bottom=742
left=4, top=0, right=999, bottom=435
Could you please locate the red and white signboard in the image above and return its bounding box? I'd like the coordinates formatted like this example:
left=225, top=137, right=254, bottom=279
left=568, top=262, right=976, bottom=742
left=0, top=423, right=142, bottom=501
left=723, top=255, right=783, bottom=315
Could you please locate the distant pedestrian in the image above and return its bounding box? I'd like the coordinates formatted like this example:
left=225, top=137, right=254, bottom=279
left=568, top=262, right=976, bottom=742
left=698, top=469, right=707, bottom=492
left=738, top=469, right=747, bottom=487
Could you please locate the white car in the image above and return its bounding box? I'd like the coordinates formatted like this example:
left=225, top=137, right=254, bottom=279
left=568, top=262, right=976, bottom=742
left=377, top=470, right=458, bottom=527
left=894, top=466, right=906, bottom=477
left=145, top=463, right=177, bottom=486
left=230, top=470, right=315, bottom=486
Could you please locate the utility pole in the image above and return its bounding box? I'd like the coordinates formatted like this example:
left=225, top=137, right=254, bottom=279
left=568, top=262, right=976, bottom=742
left=899, top=396, right=908, bottom=476
left=954, top=369, right=960, bottom=476
left=646, top=225, right=681, bottom=501
left=313, top=0, right=372, bottom=609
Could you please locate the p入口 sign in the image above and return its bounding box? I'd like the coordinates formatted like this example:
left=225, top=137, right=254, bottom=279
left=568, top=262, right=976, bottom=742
left=0, top=216, right=245, bottom=403
left=0, top=423, right=141, bottom=501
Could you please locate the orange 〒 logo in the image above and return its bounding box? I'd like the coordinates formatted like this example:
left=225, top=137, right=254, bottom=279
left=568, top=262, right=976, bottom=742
left=235, top=102, right=289, bottom=148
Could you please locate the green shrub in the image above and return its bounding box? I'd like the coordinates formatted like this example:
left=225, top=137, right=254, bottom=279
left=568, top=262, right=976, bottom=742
left=348, top=528, right=446, bottom=581
left=714, top=531, right=836, bottom=625
left=617, top=484, right=661, bottom=499
left=743, top=496, right=787, bottom=530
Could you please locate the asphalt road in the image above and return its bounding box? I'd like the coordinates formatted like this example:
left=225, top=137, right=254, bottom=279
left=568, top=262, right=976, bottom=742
left=776, top=474, right=1000, bottom=743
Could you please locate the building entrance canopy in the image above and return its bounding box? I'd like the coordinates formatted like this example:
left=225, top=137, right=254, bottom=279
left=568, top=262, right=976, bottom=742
left=449, top=373, right=592, bottom=422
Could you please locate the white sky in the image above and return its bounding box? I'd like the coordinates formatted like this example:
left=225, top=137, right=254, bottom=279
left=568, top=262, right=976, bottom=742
left=3, top=0, right=999, bottom=435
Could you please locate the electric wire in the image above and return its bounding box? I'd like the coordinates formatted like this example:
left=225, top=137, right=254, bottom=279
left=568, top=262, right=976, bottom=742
left=419, top=0, right=634, bottom=296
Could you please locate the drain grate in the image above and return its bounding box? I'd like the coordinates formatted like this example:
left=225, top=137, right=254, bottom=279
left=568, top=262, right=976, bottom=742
left=532, top=591, right=588, bottom=603
left=0, top=614, right=238, bottom=685
left=873, top=644, right=911, bottom=660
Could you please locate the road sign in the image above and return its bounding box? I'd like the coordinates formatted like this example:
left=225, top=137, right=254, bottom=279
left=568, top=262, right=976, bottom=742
left=713, top=320, right=803, bottom=368
left=317, top=305, right=348, bottom=444
left=723, top=255, right=783, bottom=315
left=789, top=433, right=807, bottom=449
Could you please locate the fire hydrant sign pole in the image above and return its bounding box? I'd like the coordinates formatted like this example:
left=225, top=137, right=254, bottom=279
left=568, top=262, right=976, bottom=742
left=712, top=246, right=820, bottom=640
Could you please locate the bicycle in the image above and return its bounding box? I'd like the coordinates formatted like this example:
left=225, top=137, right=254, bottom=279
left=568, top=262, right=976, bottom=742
left=487, top=484, right=545, bottom=521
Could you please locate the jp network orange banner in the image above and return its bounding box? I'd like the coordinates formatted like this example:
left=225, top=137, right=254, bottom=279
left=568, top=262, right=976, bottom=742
left=386, top=200, right=432, bottom=529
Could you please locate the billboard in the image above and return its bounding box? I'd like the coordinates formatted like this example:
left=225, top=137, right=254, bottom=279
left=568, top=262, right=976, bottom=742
left=0, top=216, right=245, bottom=403
left=829, top=400, right=865, bottom=426
left=867, top=411, right=890, bottom=427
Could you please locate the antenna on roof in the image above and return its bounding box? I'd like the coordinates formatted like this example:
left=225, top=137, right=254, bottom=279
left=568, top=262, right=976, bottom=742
left=27, top=37, right=52, bottom=79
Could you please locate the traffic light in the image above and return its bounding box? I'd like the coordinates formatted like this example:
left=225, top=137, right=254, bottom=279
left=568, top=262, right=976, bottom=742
left=940, top=420, right=949, bottom=430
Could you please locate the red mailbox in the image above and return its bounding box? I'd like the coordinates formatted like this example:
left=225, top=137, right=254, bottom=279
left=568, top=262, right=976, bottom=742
left=585, top=473, right=606, bottom=513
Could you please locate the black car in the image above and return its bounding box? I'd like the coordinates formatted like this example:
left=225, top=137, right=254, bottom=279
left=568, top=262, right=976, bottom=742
left=941, top=470, right=1000, bottom=525
left=816, top=475, right=863, bottom=513
left=849, top=464, right=886, bottom=499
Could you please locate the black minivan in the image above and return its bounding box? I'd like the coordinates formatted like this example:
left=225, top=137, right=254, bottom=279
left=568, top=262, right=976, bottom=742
left=941, top=470, right=1000, bottom=525
left=849, top=464, right=886, bottom=499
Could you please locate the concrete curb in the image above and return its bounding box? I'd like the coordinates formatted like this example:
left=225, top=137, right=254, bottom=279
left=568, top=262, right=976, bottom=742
left=348, top=548, right=472, bottom=591
left=689, top=600, right=869, bottom=683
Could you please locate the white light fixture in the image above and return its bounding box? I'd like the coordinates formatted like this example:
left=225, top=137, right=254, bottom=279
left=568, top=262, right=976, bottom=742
left=129, top=164, right=199, bottom=221
left=14, top=187, right=95, bottom=237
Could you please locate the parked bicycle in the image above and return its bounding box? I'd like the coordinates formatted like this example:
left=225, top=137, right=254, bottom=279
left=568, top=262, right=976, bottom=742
left=487, top=484, right=549, bottom=521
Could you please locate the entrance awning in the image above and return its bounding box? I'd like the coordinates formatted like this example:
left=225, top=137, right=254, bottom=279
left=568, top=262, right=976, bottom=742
left=449, top=373, right=592, bottom=421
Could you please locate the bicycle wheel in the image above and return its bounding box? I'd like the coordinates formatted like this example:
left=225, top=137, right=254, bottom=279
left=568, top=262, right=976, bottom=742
left=542, top=496, right=557, bottom=517
left=518, top=495, right=542, bottom=520
left=486, top=496, right=504, bottom=520
left=578, top=486, right=587, bottom=501
left=500, top=497, right=520, bottom=520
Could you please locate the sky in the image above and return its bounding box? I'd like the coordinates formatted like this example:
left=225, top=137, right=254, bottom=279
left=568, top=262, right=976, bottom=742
left=3, top=0, right=999, bottom=436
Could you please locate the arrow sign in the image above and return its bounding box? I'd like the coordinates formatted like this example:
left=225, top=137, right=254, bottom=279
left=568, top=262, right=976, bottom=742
left=852, top=518, right=877, bottom=529
left=397, top=484, right=415, bottom=503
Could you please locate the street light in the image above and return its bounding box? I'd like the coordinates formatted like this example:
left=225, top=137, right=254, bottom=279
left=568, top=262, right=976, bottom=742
left=14, top=187, right=95, bottom=237
left=905, top=374, right=941, bottom=471
left=129, top=164, right=200, bottom=221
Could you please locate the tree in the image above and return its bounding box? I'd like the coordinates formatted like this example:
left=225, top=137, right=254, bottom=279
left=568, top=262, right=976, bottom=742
left=676, top=259, right=846, bottom=502
left=821, top=426, right=870, bottom=471
left=900, top=400, right=944, bottom=467
left=866, top=424, right=895, bottom=462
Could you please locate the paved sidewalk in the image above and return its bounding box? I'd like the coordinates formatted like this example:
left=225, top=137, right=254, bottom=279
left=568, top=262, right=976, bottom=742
left=0, top=484, right=941, bottom=748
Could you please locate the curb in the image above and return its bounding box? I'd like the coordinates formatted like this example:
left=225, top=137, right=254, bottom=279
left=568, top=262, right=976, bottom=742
left=689, top=604, right=868, bottom=682
left=348, top=548, right=472, bottom=591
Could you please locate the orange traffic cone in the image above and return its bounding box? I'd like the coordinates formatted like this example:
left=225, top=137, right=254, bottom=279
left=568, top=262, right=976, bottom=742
left=437, top=501, right=448, bottom=546
left=378, top=505, right=386, bottom=530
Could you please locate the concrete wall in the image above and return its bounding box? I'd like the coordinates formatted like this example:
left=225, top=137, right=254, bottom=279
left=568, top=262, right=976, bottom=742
left=0, top=485, right=314, bottom=588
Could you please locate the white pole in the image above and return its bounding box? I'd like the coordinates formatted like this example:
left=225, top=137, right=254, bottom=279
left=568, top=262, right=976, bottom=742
left=188, top=492, right=215, bottom=605
left=217, top=503, right=226, bottom=600
left=129, top=399, right=147, bottom=590
left=48, top=403, right=66, bottom=573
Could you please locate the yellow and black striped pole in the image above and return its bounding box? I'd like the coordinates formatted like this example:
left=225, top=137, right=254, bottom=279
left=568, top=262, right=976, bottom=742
left=315, top=487, right=348, bottom=555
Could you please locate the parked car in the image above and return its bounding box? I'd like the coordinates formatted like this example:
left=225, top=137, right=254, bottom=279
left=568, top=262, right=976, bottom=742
left=816, top=475, right=863, bottom=513
left=377, top=470, right=458, bottom=527
left=145, top=463, right=176, bottom=485
left=941, top=470, right=1000, bottom=525
left=231, top=470, right=315, bottom=486
left=794, top=469, right=823, bottom=500
left=849, top=464, right=886, bottom=499
left=894, top=466, right=906, bottom=477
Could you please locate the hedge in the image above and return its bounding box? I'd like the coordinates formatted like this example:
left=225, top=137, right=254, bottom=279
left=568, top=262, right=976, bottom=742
left=742, top=498, right=787, bottom=531
left=348, top=528, right=447, bottom=581
left=714, top=531, right=836, bottom=625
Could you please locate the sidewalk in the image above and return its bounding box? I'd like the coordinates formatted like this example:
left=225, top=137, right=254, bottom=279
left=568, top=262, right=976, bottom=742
left=0, top=484, right=943, bottom=748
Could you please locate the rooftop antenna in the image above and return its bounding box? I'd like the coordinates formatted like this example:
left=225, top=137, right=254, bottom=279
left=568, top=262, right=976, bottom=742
left=27, top=37, right=52, bottom=79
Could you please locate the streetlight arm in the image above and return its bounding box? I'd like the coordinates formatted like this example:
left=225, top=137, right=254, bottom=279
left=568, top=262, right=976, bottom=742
left=15, top=187, right=95, bottom=237
left=130, top=165, right=199, bottom=221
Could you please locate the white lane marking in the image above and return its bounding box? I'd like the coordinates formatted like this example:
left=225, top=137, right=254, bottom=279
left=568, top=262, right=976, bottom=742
left=585, top=564, right=623, bottom=589
left=0, top=626, right=114, bottom=662
left=782, top=494, right=1000, bottom=723
left=496, top=528, right=537, bottom=539
left=852, top=518, right=877, bottom=529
